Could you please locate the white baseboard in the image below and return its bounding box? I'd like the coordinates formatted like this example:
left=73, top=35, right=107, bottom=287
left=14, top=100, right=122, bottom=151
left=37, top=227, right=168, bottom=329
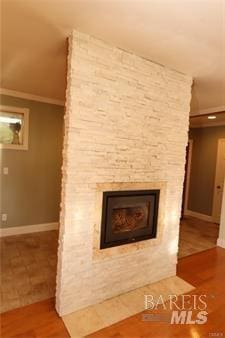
left=184, top=209, right=214, bottom=222
left=217, top=238, right=225, bottom=249
left=0, top=222, right=59, bottom=237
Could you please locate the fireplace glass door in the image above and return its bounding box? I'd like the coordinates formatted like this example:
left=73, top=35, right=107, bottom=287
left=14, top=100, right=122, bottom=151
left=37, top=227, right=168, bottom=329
left=100, top=190, right=160, bottom=249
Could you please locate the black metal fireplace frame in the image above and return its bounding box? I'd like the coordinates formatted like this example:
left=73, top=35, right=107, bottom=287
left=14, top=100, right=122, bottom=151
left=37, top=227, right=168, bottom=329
left=100, top=189, right=160, bottom=249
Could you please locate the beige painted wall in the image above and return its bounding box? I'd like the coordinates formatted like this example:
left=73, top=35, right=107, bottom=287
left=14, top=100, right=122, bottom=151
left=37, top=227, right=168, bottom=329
left=188, top=126, right=225, bottom=216
left=0, top=94, right=64, bottom=228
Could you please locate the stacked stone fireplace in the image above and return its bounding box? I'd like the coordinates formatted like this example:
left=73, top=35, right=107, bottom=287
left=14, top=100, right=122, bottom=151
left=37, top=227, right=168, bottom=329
left=56, top=30, right=192, bottom=316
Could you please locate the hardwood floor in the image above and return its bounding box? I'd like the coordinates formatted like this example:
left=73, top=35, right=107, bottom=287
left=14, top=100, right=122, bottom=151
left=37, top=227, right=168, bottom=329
left=0, top=298, right=70, bottom=338
left=89, top=247, right=225, bottom=338
left=1, top=247, right=225, bottom=338
left=178, top=216, right=219, bottom=258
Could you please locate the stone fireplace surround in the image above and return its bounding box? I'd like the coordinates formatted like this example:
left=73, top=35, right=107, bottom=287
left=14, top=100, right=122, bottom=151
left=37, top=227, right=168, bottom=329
left=56, top=30, right=192, bottom=316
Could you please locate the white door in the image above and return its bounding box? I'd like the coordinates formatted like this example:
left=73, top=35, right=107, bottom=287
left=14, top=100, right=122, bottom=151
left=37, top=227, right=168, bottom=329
left=213, top=139, right=225, bottom=223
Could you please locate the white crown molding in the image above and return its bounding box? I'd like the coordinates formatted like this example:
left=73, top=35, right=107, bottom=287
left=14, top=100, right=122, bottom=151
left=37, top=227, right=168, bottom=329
left=0, top=222, right=59, bottom=237
left=191, top=105, right=225, bottom=116
left=0, top=88, right=65, bottom=106
left=191, top=121, right=225, bottom=128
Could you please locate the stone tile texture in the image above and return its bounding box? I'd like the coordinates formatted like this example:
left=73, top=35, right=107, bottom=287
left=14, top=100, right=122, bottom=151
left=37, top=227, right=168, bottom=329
left=56, top=30, right=192, bottom=315
left=0, top=231, right=58, bottom=313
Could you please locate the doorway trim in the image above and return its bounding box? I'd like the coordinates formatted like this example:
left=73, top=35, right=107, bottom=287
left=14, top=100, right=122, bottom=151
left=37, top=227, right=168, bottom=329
left=183, top=139, right=193, bottom=214
left=217, top=177, right=225, bottom=248
left=183, top=138, right=216, bottom=223
left=212, top=138, right=225, bottom=223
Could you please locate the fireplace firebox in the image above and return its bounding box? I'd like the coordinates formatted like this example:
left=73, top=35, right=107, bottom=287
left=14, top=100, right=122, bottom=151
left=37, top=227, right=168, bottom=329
left=100, top=190, right=160, bottom=249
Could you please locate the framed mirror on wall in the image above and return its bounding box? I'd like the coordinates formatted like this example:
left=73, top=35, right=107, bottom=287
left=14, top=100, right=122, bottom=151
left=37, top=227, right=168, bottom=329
left=0, top=105, right=29, bottom=150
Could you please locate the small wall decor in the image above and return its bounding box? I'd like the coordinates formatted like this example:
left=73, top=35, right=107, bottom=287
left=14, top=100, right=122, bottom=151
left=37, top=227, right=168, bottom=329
left=0, top=105, right=29, bottom=150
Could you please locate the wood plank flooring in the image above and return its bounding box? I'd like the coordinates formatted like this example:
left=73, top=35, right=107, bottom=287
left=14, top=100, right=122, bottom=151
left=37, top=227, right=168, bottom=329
left=89, top=247, right=225, bottom=338
left=1, top=247, right=225, bottom=338
left=0, top=298, right=70, bottom=338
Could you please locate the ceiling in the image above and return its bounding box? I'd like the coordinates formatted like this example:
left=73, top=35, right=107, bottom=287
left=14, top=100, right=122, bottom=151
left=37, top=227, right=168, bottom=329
left=1, top=0, right=225, bottom=113
left=190, top=111, right=225, bottom=127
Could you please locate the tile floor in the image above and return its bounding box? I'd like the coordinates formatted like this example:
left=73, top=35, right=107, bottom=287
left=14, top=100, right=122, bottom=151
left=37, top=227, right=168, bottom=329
left=0, top=216, right=219, bottom=314
left=0, top=230, right=58, bottom=313
left=178, top=216, right=219, bottom=258
left=63, top=276, right=194, bottom=337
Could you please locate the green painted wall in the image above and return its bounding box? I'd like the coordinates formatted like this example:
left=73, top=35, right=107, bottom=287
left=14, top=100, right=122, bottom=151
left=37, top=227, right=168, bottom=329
left=0, top=94, right=64, bottom=228
left=188, top=126, right=225, bottom=216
